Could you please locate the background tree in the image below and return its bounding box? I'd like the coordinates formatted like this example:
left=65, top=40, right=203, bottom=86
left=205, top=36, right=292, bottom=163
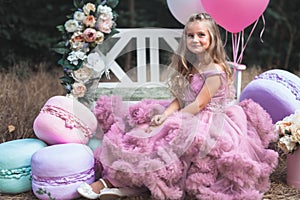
left=0, top=0, right=299, bottom=72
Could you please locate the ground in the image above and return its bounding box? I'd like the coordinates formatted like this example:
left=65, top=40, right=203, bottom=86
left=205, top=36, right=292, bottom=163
left=1, top=66, right=300, bottom=199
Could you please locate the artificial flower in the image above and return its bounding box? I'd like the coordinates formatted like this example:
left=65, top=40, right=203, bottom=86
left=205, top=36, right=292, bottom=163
left=74, top=11, right=85, bottom=21
left=83, top=3, right=96, bottom=15
left=95, top=31, right=104, bottom=44
left=96, top=16, right=113, bottom=34
left=72, top=65, right=92, bottom=83
left=291, top=129, right=300, bottom=143
left=83, top=28, right=97, bottom=42
left=99, top=12, right=113, bottom=21
left=70, top=41, right=84, bottom=51
left=278, top=136, right=296, bottom=154
left=67, top=51, right=87, bottom=65
left=71, top=82, right=87, bottom=98
left=70, top=32, right=84, bottom=43
left=64, top=19, right=80, bottom=32
left=69, top=32, right=85, bottom=50
left=86, top=52, right=106, bottom=72
left=55, top=0, right=118, bottom=101
left=83, top=15, right=96, bottom=27
left=275, top=110, right=300, bottom=153
left=97, top=5, right=113, bottom=18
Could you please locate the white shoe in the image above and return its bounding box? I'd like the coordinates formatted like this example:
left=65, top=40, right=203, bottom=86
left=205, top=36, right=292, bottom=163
left=99, top=187, right=145, bottom=200
left=77, top=182, right=100, bottom=199
left=77, top=179, right=109, bottom=199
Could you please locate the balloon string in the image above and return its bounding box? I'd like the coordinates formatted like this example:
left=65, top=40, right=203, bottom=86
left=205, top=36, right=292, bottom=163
left=223, top=30, right=228, bottom=47
left=259, top=14, right=266, bottom=43
left=232, top=33, right=240, bottom=64
left=231, top=34, right=235, bottom=63
left=239, top=31, right=245, bottom=63
left=231, top=33, right=239, bottom=79
left=236, top=16, right=260, bottom=63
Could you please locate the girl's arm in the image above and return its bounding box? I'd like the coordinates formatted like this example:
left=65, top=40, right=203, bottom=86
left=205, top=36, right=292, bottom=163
left=163, top=98, right=181, bottom=116
left=180, top=74, right=221, bottom=115
left=151, top=98, right=180, bottom=125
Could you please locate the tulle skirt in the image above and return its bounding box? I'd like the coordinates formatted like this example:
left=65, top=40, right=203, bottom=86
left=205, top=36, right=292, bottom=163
left=93, top=96, right=278, bottom=200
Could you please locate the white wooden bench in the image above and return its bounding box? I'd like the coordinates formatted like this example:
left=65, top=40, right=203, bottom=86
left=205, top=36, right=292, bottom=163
left=97, top=28, right=246, bottom=101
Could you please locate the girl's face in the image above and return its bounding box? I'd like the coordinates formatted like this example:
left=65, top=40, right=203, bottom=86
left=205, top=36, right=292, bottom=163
left=186, top=21, right=211, bottom=55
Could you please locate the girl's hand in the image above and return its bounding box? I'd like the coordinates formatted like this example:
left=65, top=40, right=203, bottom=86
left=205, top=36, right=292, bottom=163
left=150, top=113, right=167, bottom=126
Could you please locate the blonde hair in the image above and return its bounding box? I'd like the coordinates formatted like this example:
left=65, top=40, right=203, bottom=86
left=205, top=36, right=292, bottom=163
left=167, top=13, right=233, bottom=97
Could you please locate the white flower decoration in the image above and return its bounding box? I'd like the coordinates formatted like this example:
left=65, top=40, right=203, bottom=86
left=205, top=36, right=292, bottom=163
left=67, top=51, right=87, bottom=65
left=70, top=41, right=84, bottom=51
left=97, top=5, right=113, bottom=18
left=278, top=135, right=297, bottom=154
left=64, top=19, right=80, bottom=32
left=86, top=52, right=106, bottom=72
left=74, top=11, right=85, bottom=21
left=56, top=1, right=117, bottom=103
left=276, top=109, right=300, bottom=153
left=75, top=51, right=87, bottom=60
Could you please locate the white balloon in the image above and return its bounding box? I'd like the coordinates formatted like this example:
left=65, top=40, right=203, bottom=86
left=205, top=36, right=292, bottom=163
left=166, top=0, right=206, bottom=25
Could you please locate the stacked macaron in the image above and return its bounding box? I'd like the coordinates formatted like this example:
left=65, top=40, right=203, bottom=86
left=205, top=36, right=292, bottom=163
left=0, top=138, right=47, bottom=194
left=33, top=96, right=98, bottom=145
left=31, top=143, right=95, bottom=200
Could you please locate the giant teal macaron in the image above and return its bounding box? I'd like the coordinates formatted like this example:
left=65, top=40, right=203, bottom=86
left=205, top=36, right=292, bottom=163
left=0, top=138, right=47, bottom=194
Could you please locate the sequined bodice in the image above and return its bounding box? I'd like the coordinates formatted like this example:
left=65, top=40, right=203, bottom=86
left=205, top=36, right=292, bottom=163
left=179, top=70, right=228, bottom=110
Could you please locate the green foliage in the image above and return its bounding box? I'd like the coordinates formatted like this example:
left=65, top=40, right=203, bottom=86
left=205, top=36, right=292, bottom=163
left=73, top=0, right=85, bottom=8
left=0, top=0, right=72, bottom=69
left=72, top=0, right=119, bottom=9
left=0, top=0, right=299, bottom=71
left=106, top=0, right=119, bottom=8
left=36, top=188, right=56, bottom=200
left=53, top=42, right=69, bottom=55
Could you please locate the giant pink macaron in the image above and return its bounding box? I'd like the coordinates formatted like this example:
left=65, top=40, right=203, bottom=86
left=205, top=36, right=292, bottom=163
left=33, top=96, right=98, bottom=145
left=240, top=69, right=300, bottom=123
left=31, top=143, right=95, bottom=200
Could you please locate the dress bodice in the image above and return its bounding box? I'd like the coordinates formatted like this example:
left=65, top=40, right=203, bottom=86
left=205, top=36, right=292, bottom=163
left=178, top=70, right=228, bottom=110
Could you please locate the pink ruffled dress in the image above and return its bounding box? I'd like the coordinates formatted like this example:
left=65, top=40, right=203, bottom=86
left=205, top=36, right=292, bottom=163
left=93, top=70, right=278, bottom=200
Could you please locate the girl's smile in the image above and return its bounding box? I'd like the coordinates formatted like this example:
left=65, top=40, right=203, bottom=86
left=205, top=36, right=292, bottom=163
left=186, top=21, right=211, bottom=54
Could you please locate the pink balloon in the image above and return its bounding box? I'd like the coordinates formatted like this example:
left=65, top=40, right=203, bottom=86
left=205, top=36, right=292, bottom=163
left=201, top=0, right=269, bottom=33
left=167, top=0, right=205, bottom=25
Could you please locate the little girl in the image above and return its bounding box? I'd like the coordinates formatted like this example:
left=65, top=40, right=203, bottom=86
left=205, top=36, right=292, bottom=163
left=78, top=13, right=278, bottom=200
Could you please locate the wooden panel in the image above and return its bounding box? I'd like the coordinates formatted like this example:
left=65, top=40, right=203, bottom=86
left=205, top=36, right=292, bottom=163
left=137, top=36, right=147, bottom=83
left=97, top=28, right=246, bottom=101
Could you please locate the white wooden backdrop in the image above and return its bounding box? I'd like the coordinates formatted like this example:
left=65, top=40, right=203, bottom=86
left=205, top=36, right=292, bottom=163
left=97, top=28, right=246, bottom=100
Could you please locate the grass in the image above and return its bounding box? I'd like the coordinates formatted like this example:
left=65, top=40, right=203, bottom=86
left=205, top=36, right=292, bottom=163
left=0, top=64, right=259, bottom=142
left=0, top=63, right=64, bottom=143
left=0, top=64, right=300, bottom=199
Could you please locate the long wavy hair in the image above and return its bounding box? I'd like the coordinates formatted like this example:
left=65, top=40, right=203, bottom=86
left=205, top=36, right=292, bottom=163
left=168, top=13, right=233, bottom=97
